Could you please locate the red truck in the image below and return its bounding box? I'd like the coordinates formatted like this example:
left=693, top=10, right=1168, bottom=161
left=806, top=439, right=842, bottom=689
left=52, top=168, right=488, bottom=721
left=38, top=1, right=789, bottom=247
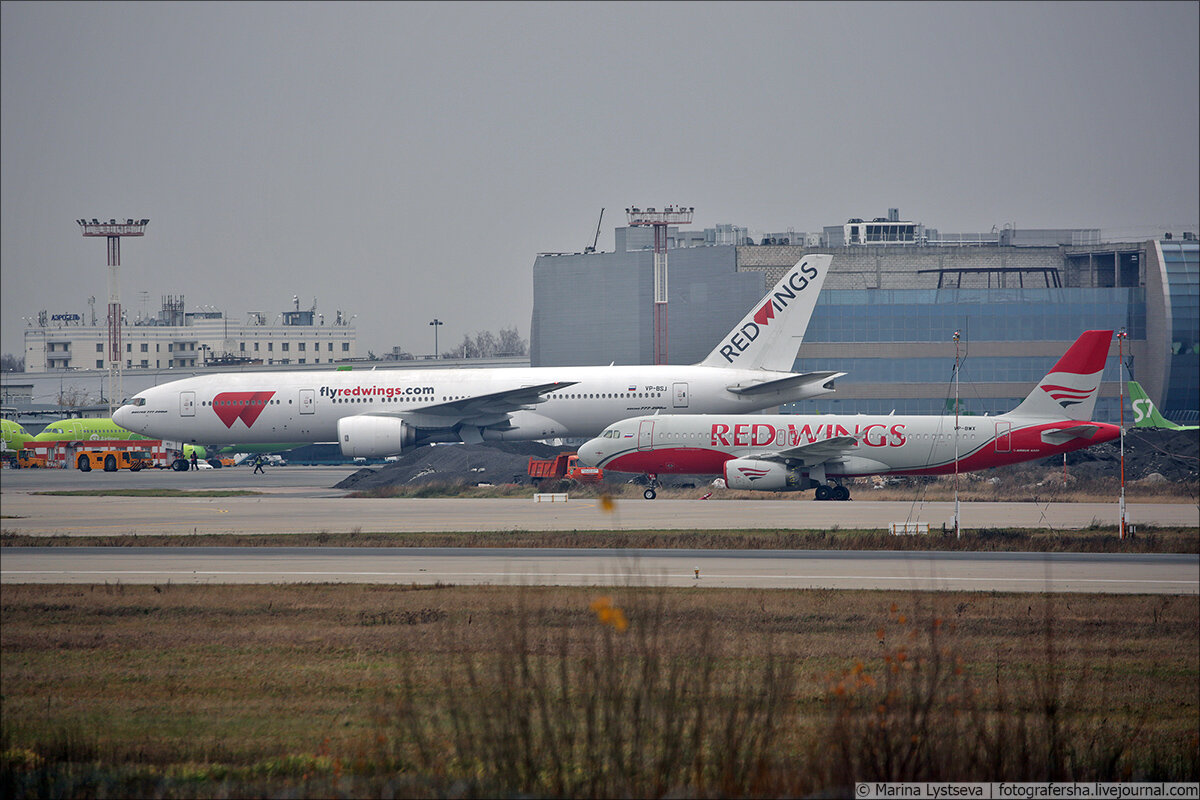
left=527, top=452, right=603, bottom=485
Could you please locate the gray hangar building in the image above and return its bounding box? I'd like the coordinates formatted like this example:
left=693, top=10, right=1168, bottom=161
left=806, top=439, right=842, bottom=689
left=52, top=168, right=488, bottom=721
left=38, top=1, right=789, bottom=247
left=530, top=214, right=1198, bottom=425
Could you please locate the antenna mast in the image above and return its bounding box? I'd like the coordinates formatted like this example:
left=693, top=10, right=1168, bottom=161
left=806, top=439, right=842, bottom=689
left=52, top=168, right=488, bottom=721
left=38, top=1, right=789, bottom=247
left=78, top=218, right=148, bottom=415
left=626, top=205, right=694, bottom=364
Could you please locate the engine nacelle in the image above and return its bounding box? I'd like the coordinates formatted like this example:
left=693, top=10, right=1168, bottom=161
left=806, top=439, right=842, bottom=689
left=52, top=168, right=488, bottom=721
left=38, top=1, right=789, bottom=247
left=338, top=415, right=416, bottom=459
left=723, top=458, right=806, bottom=491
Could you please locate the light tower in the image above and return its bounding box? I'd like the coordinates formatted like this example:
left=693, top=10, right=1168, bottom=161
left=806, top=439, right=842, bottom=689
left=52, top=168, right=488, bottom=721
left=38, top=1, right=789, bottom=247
left=626, top=205, right=693, bottom=364
left=77, top=218, right=149, bottom=414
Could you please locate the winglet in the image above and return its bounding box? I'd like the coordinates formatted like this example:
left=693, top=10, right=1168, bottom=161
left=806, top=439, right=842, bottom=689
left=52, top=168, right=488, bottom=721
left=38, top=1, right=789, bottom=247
left=699, top=255, right=832, bottom=372
left=1008, top=331, right=1112, bottom=421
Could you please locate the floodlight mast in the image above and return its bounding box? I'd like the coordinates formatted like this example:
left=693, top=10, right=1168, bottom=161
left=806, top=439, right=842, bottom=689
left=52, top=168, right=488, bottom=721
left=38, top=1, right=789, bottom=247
left=626, top=206, right=694, bottom=364
left=78, top=219, right=148, bottom=414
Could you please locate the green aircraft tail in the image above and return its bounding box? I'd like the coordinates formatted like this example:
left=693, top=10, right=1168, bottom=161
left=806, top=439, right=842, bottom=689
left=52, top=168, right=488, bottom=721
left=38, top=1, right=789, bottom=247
left=1128, top=381, right=1198, bottom=430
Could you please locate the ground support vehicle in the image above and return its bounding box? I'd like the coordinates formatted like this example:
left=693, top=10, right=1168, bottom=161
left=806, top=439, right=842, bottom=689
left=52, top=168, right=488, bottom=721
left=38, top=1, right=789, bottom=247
left=528, top=453, right=603, bottom=485
left=68, top=440, right=171, bottom=472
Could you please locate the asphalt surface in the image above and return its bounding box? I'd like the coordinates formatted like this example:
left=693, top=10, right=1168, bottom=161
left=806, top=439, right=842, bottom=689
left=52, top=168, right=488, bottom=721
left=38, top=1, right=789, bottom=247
left=3, top=466, right=1196, bottom=592
left=3, top=466, right=1198, bottom=535
left=3, top=546, right=1196, bottom=593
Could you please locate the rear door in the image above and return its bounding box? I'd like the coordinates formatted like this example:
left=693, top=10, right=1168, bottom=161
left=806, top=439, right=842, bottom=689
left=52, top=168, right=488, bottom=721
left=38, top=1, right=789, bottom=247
left=994, top=422, right=1011, bottom=453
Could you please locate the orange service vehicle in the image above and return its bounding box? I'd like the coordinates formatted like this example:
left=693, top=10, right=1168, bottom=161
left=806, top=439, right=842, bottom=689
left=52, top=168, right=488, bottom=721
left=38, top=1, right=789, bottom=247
left=527, top=452, right=603, bottom=485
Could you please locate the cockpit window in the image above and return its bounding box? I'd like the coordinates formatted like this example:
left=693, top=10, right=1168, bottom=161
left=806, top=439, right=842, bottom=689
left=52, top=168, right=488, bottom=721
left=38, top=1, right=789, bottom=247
left=131, top=397, right=146, bottom=407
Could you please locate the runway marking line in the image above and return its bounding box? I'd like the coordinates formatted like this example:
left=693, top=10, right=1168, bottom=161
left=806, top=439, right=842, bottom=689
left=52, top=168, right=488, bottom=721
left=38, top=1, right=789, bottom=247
left=3, top=570, right=1195, bottom=588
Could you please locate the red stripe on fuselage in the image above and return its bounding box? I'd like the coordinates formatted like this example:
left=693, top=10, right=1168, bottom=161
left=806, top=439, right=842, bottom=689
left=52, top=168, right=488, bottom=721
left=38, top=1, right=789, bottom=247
left=604, top=447, right=733, bottom=475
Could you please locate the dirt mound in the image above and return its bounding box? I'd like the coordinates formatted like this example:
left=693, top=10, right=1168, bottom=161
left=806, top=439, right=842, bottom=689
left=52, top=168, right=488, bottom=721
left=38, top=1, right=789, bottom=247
left=1048, top=429, right=1198, bottom=483
left=334, top=441, right=564, bottom=490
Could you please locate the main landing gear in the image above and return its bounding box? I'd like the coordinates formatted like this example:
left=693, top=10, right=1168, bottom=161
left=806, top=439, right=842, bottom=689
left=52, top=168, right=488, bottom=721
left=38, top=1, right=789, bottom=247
left=642, top=473, right=659, bottom=500
left=814, top=483, right=851, bottom=502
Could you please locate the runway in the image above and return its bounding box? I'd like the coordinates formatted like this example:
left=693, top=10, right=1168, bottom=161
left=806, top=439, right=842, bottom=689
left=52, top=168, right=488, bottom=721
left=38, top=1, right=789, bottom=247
left=3, top=546, right=1196, bottom=593
left=1, top=466, right=1196, bottom=535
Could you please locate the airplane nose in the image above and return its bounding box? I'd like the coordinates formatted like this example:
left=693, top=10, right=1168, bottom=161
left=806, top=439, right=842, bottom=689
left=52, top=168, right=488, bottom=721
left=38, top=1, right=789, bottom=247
left=576, top=440, right=603, bottom=467
left=113, top=403, right=136, bottom=430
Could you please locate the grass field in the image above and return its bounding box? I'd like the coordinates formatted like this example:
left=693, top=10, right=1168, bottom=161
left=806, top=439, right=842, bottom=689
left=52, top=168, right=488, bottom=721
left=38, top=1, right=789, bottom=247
left=4, top=524, right=1197, bottom=552
left=2, top=584, right=1197, bottom=797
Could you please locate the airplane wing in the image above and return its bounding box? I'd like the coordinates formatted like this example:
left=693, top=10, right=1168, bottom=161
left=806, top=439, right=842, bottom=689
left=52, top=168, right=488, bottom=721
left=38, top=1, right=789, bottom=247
left=754, top=434, right=860, bottom=465
left=726, top=371, right=844, bottom=396
left=369, top=381, right=577, bottom=430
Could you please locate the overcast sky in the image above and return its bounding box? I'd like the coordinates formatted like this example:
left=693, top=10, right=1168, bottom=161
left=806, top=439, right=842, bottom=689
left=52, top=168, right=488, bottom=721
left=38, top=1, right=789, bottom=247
left=3, top=1, right=1197, bottom=359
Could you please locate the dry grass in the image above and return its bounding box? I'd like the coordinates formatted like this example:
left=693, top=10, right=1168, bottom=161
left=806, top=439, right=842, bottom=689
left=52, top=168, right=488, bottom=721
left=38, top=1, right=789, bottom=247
left=2, top=584, right=1197, bottom=797
left=4, top=525, right=1197, bottom=552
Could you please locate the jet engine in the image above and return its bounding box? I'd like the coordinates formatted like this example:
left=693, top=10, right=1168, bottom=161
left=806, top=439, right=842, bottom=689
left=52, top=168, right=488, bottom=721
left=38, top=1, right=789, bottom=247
left=722, top=458, right=805, bottom=491
left=338, top=416, right=417, bottom=459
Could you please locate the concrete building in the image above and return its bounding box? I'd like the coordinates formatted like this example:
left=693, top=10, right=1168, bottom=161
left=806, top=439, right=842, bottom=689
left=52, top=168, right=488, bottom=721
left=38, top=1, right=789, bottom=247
left=22, top=296, right=358, bottom=373
left=531, top=214, right=1198, bottom=425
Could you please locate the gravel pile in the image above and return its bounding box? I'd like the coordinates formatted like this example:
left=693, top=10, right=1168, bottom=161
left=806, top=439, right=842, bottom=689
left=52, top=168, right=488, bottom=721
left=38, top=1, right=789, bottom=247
left=335, top=441, right=564, bottom=491
left=1051, top=429, right=1198, bottom=483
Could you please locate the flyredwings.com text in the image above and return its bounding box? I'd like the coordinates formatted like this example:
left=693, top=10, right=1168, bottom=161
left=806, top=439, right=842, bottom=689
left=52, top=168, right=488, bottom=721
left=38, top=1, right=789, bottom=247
left=320, top=385, right=435, bottom=399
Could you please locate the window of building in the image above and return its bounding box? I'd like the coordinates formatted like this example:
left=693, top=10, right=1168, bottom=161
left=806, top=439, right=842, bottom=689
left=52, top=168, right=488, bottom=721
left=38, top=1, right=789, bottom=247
left=96, top=360, right=104, bottom=368
left=126, top=343, right=132, bottom=352
left=140, top=343, right=148, bottom=352
left=140, top=360, right=149, bottom=367
left=268, top=343, right=273, bottom=351
left=282, top=343, right=289, bottom=352
left=328, top=342, right=333, bottom=351
left=299, top=343, right=306, bottom=351
left=96, top=343, right=103, bottom=353
left=342, top=342, right=350, bottom=351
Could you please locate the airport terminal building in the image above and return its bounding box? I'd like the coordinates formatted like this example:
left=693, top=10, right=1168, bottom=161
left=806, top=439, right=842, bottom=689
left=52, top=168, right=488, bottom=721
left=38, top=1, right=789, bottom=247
left=21, top=296, right=358, bottom=373
left=531, top=214, right=1198, bottom=425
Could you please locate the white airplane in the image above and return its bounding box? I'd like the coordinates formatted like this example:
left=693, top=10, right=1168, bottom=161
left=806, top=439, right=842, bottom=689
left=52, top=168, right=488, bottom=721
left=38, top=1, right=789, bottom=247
left=114, top=256, right=842, bottom=461
left=578, top=330, right=1121, bottom=500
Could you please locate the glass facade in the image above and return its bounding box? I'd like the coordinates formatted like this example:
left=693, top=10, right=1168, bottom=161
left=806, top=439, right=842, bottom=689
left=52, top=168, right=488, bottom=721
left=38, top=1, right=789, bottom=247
left=783, top=395, right=1126, bottom=421
left=795, top=356, right=1124, bottom=385
left=1160, top=242, right=1199, bottom=420
left=804, top=288, right=1145, bottom=343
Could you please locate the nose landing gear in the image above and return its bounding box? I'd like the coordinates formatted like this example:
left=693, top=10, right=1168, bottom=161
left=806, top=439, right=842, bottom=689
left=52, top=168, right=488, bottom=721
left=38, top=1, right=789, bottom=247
left=642, top=473, right=659, bottom=500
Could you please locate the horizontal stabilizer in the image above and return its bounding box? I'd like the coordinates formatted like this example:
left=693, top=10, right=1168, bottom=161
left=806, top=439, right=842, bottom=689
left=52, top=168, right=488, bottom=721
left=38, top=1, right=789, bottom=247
left=727, top=371, right=843, bottom=397
left=1040, top=424, right=1102, bottom=444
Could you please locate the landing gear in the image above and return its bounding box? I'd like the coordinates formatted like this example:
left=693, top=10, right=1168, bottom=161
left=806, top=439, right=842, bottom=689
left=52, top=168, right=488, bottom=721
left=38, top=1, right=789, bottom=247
left=171, top=458, right=188, bottom=472
left=642, top=472, right=659, bottom=500
left=814, top=483, right=851, bottom=501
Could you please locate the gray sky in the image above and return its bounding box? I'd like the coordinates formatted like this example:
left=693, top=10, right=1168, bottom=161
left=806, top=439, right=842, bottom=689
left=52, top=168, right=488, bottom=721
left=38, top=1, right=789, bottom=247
left=3, top=1, right=1197, bottom=359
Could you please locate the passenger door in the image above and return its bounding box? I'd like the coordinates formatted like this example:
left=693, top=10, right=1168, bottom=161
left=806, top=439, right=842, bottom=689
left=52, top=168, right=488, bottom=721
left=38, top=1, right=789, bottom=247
left=180, top=391, right=195, bottom=417
left=638, top=420, right=655, bottom=451
left=299, top=389, right=315, bottom=415
left=673, top=382, right=689, bottom=409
